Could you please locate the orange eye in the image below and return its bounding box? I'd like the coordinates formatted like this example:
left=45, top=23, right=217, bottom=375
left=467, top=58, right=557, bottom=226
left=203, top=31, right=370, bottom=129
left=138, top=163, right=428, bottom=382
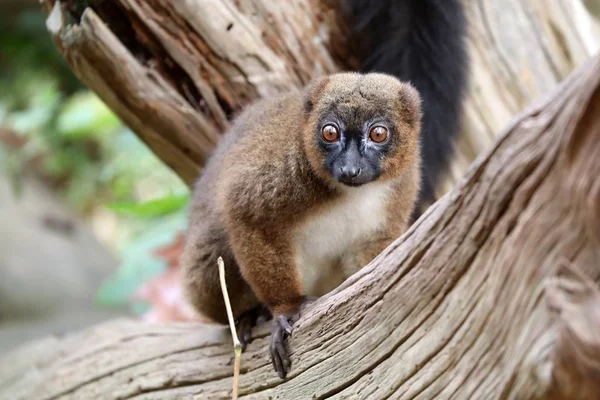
left=322, top=125, right=339, bottom=142
left=369, top=126, right=388, bottom=143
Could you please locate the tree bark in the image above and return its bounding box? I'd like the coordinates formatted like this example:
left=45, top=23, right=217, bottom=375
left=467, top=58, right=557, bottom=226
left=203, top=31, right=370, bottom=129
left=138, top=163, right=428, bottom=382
left=43, top=0, right=346, bottom=184
left=2, top=51, right=599, bottom=400
left=42, top=0, right=599, bottom=194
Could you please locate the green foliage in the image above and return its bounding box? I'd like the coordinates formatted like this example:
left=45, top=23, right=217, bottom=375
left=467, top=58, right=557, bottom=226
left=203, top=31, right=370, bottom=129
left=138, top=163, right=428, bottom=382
left=0, top=144, right=24, bottom=196
left=57, top=92, right=121, bottom=139
left=0, top=7, right=193, bottom=311
left=0, top=10, right=82, bottom=97
left=0, top=13, right=189, bottom=213
left=107, top=192, right=190, bottom=219
left=95, top=212, right=188, bottom=311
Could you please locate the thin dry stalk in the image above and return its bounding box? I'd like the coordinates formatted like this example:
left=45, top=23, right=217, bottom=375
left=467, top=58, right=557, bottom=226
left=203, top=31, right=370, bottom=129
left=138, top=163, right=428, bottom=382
left=218, top=256, right=242, bottom=400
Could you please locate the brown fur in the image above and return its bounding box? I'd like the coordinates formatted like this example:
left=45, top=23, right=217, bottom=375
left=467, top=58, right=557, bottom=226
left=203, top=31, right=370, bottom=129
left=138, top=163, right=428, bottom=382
left=181, top=72, right=422, bottom=324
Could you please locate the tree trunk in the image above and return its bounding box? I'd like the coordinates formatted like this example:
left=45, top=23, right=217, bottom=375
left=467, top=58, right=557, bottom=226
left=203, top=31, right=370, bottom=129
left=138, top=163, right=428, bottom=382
left=42, top=0, right=599, bottom=194
left=2, top=51, right=599, bottom=399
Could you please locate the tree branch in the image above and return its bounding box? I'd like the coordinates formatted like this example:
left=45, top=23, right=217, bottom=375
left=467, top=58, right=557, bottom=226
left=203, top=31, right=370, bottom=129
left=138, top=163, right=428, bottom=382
left=42, top=0, right=598, bottom=193
left=43, top=0, right=345, bottom=183
left=2, top=53, right=599, bottom=400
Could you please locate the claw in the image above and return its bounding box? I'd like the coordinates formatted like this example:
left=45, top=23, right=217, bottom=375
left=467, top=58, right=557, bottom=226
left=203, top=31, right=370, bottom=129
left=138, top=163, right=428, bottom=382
left=278, top=315, right=294, bottom=336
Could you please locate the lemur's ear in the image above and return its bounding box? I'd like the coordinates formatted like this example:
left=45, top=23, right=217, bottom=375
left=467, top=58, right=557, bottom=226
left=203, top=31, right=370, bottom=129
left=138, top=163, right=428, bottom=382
left=303, top=76, right=330, bottom=115
left=398, top=82, right=422, bottom=127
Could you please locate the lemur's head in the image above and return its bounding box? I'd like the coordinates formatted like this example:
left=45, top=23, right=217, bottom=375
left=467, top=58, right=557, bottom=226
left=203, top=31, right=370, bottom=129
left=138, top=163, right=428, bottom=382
left=303, top=73, right=422, bottom=188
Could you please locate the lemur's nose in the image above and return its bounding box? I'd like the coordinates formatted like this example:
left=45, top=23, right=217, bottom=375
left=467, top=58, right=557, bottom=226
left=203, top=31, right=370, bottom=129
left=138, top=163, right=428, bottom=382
left=340, top=166, right=361, bottom=180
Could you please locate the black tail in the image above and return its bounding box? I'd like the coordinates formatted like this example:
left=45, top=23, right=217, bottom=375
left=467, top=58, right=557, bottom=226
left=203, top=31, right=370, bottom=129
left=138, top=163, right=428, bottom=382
left=342, top=0, right=469, bottom=215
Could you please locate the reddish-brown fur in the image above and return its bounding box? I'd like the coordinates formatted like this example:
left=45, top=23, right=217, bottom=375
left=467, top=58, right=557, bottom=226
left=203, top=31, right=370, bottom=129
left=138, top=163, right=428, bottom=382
left=181, top=72, right=421, bottom=326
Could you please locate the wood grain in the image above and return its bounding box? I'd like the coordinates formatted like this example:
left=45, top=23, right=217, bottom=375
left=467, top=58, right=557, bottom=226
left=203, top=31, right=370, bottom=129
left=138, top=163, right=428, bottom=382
left=43, top=0, right=599, bottom=196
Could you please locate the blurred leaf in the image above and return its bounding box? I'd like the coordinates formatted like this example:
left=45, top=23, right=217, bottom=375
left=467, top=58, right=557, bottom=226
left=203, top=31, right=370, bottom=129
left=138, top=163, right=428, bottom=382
left=64, top=162, right=104, bottom=209
left=109, top=174, right=136, bottom=199
left=0, top=144, right=24, bottom=197
left=10, top=107, right=53, bottom=133
left=1, top=9, right=195, bottom=318
left=96, top=212, right=188, bottom=309
left=7, top=79, right=59, bottom=132
left=131, top=232, right=199, bottom=322
left=56, top=92, right=120, bottom=139
left=106, top=192, right=190, bottom=219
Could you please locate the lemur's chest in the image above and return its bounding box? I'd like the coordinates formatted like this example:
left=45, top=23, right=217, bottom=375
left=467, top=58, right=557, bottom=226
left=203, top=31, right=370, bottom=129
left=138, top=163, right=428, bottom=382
left=291, top=183, right=392, bottom=296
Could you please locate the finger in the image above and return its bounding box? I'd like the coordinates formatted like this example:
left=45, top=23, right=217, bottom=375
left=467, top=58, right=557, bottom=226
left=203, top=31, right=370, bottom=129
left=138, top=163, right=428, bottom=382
left=270, top=343, right=284, bottom=376
left=270, top=328, right=282, bottom=370
left=277, top=363, right=286, bottom=379
left=236, top=326, right=248, bottom=351
left=276, top=341, right=291, bottom=371
left=278, top=316, right=293, bottom=336
left=272, top=322, right=291, bottom=373
left=274, top=345, right=288, bottom=379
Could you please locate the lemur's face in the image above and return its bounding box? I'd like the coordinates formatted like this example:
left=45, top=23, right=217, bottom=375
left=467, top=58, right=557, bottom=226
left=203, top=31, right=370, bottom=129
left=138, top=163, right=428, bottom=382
left=303, top=73, right=422, bottom=188
left=316, top=114, right=393, bottom=187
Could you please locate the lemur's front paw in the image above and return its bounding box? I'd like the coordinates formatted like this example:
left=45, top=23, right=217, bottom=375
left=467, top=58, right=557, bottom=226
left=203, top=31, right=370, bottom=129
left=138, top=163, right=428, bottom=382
left=236, top=305, right=271, bottom=351
left=269, top=297, right=319, bottom=378
left=269, top=312, right=298, bottom=378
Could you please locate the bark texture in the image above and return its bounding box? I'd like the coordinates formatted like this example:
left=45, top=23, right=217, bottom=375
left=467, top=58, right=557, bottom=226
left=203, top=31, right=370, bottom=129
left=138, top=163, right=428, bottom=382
left=1, top=52, right=599, bottom=400
left=42, top=0, right=599, bottom=194
left=43, top=0, right=345, bottom=183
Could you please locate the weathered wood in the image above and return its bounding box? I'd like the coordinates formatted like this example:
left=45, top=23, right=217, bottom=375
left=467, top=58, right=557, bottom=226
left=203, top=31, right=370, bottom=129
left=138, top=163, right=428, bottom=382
left=442, top=0, right=599, bottom=195
left=42, top=0, right=599, bottom=196
left=43, top=0, right=344, bottom=183
left=2, top=52, right=599, bottom=400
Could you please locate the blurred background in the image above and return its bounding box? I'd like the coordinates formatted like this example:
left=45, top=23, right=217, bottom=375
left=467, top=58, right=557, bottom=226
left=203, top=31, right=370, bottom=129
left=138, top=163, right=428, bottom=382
left=0, top=1, right=191, bottom=353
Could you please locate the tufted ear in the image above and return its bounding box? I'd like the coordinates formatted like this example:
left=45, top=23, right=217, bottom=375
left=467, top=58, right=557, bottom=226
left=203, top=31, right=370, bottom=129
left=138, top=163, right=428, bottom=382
left=398, top=82, right=422, bottom=128
left=303, top=75, right=330, bottom=115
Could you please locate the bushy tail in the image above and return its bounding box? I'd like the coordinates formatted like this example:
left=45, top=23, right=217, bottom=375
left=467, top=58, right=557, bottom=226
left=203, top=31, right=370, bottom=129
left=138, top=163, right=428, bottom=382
left=342, top=0, right=469, bottom=215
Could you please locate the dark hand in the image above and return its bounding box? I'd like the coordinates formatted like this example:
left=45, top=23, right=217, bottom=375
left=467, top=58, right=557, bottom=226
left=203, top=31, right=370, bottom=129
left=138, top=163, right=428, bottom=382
left=269, top=297, right=317, bottom=379
left=269, top=312, right=298, bottom=379
left=236, top=305, right=271, bottom=351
